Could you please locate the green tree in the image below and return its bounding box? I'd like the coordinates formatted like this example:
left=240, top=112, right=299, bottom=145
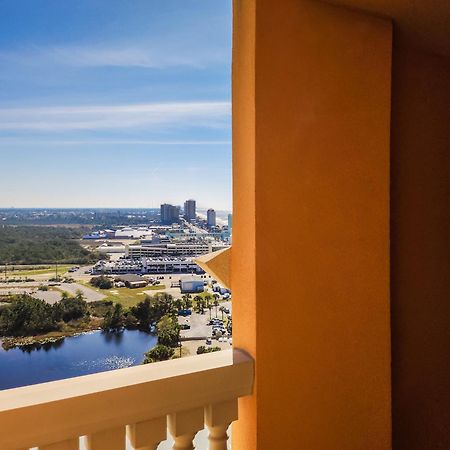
left=130, top=293, right=176, bottom=329
left=55, top=294, right=88, bottom=323
left=0, top=295, right=58, bottom=336
left=214, top=298, right=219, bottom=319
left=131, top=297, right=153, bottom=329
left=143, top=344, right=175, bottom=363
left=174, top=298, right=184, bottom=311
left=181, top=294, right=193, bottom=310
left=156, top=314, right=180, bottom=347
left=102, top=303, right=124, bottom=330
left=90, top=276, right=113, bottom=290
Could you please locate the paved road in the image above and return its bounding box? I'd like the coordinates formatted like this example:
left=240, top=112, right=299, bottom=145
left=59, top=283, right=106, bottom=302
left=33, top=290, right=63, bottom=305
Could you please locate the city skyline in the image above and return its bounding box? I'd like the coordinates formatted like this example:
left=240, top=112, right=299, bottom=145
left=0, top=1, right=232, bottom=210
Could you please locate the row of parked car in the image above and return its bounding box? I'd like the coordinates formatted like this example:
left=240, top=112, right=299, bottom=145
left=208, top=318, right=230, bottom=338
left=205, top=336, right=232, bottom=345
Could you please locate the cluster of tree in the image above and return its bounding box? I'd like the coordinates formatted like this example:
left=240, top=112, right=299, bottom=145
left=0, top=291, right=184, bottom=365
left=127, top=293, right=181, bottom=364
left=193, top=294, right=220, bottom=316
left=102, top=303, right=126, bottom=331
left=0, top=295, right=61, bottom=336
left=54, top=293, right=88, bottom=323
left=90, top=276, right=113, bottom=290
left=143, top=344, right=175, bottom=363
left=0, top=293, right=97, bottom=336
left=130, top=293, right=177, bottom=329
left=0, top=208, right=160, bottom=226
left=141, top=314, right=180, bottom=364
left=0, top=226, right=101, bottom=264
left=173, top=294, right=193, bottom=311
left=100, top=292, right=179, bottom=334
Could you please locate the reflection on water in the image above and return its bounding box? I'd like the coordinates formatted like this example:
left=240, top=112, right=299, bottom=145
left=0, top=329, right=157, bottom=390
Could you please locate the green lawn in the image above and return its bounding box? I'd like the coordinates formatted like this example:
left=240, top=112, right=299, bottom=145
left=1, top=265, right=72, bottom=278
left=99, top=285, right=166, bottom=308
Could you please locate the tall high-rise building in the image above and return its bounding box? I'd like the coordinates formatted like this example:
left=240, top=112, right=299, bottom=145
left=184, top=199, right=196, bottom=221
left=207, top=209, right=216, bottom=228
left=160, top=204, right=180, bottom=224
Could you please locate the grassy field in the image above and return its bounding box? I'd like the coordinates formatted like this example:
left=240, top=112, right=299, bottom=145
left=0, top=265, right=72, bottom=278
left=83, top=284, right=167, bottom=308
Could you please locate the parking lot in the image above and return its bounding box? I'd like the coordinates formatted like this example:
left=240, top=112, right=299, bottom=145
left=179, top=300, right=231, bottom=338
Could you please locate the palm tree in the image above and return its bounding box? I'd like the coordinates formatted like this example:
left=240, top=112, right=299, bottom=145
left=208, top=303, right=213, bottom=320
left=214, top=299, right=219, bottom=318
left=185, top=294, right=193, bottom=309
left=204, top=294, right=212, bottom=309
left=193, top=295, right=202, bottom=313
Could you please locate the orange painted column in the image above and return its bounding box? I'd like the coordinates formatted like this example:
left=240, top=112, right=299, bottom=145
left=232, top=1, right=392, bottom=449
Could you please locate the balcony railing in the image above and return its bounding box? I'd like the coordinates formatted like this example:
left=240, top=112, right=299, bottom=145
left=0, top=349, right=253, bottom=450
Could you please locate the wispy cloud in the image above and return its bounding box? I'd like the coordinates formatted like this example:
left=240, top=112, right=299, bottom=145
left=0, top=139, right=231, bottom=146
left=0, top=101, right=231, bottom=132
left=0, top=42, right=228, bottom=69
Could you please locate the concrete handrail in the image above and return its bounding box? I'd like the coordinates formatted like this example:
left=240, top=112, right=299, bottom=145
left=0, top=348, right=254, bottom=450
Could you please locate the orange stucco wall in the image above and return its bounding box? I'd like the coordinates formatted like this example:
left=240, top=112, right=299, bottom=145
left=232, top=1, right=392, bottom=448
left=390, top=45, right=450, bottom=450
left=232, top=1, right=257, bottom=449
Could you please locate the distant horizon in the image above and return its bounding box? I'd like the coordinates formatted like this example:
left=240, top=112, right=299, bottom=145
left=0, top=206, right=232, bottom=212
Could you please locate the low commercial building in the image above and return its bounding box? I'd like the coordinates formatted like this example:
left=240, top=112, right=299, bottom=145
left=180, top=279, right=204, bottom=294
left=126, top=241, right=228, bottom=259
left=114, top=274, right=148, bottom=289
left=92, top=257, right=205, bottom=275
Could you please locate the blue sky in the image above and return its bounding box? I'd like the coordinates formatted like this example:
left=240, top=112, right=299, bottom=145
left=0, top=0, right=232, bottom=210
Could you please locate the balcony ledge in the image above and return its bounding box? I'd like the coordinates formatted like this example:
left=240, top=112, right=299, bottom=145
left=0, top=348, right=253, bottom=450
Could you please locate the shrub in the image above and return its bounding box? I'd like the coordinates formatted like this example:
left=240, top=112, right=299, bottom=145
left=197, top=345, right=221, bottom=355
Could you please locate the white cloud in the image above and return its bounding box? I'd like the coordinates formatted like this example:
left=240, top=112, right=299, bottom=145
left=0, top=42, right=228, bottom=69
left=0, top=139, right=231, bottom=146
left=0, top=101, right=231, bottom=132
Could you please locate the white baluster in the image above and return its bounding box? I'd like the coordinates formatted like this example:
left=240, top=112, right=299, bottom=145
left=85, top=426, right=125, bottom=450
left=168, top=408, right=204, bottom=450
left=127, top=416, right=167, bottom=450
left=40, top=439, right=79, bottom=450
left=205, top=399, right=238, bottom=450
